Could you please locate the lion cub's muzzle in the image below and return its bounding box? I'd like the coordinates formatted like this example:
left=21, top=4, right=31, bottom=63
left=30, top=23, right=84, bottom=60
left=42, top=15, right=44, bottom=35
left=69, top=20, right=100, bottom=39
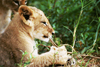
left=43, top=31, right=55, bottom=38
left=42, top=30, right=55, bottom=42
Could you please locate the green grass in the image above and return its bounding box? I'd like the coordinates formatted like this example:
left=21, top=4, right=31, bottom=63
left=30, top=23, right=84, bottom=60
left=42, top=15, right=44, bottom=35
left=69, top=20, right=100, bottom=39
left=26, top=0, right=100, bottom=66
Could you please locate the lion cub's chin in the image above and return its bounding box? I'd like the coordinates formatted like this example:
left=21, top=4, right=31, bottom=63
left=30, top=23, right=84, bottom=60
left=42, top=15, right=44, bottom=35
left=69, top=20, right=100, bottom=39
left=42, top=35, right=53, bottom=42
left=42, top=38, right=50, bottom=42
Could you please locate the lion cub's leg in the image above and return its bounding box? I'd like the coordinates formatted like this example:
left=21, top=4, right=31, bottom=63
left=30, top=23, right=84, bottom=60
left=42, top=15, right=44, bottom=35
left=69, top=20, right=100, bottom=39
left=28, top=46, right=69, bottom=67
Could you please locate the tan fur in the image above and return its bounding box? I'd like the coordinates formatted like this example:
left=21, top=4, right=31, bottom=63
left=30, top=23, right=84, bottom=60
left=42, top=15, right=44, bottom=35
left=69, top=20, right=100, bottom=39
left=0, top=5, right=68, bottom=67
left=28, top=46, right=68, bottom=67
left=0, top=0, right=27, bottom=34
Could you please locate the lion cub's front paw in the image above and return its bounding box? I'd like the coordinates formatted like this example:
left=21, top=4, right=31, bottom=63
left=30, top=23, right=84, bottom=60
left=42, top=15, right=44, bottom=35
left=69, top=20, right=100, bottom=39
left=50, top=46, right=69, bottom=64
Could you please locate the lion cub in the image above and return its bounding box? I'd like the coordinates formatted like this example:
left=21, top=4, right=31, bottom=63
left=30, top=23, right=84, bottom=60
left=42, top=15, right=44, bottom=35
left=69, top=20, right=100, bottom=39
left=0, top=0, right=27, bottom=34
left=0, top=5, right=69, bottom=67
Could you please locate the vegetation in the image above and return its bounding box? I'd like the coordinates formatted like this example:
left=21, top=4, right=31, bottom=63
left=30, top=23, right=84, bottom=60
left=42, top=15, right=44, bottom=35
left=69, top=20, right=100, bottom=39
left=27, top=0, right=100, bottom=66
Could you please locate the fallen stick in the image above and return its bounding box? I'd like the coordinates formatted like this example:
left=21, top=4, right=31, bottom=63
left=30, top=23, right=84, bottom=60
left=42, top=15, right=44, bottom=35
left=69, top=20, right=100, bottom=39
left=81, top=54, right=100, bottom=59
left=49, top=38, right=58, bottom=47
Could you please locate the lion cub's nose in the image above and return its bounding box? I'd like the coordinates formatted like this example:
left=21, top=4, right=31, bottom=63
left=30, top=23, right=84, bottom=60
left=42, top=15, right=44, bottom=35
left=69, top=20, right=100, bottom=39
left=52, top=31, right=55, bottom=35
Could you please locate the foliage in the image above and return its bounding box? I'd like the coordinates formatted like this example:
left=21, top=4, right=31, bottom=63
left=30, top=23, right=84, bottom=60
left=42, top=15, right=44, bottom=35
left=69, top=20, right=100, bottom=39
left=17, top=50, right=31, bottom=67
left=27, top=0, right=100, bottom=53
left=27, top=0, right=100, bottom=66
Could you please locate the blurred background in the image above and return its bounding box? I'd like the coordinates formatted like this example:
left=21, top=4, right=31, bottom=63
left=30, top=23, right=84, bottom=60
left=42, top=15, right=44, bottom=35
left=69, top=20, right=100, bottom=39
left=27, top=0, right=100, bottom=56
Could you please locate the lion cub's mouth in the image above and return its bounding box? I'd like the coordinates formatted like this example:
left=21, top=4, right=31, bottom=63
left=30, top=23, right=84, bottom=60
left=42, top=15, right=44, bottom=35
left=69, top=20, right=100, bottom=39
left=42, top=31, right=55, bottom=42
left=43, top=35, right=48, bottom=38
left=42, top=34, right=52, bottom=42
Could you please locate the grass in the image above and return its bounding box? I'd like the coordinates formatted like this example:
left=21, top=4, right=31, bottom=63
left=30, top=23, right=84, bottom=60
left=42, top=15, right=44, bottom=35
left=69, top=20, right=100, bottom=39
left=17, top=0, right=100, bottom=67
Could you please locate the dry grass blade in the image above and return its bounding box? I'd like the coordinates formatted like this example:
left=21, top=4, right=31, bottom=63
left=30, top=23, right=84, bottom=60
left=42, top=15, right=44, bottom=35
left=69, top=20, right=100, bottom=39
left=49, top=38, right=58, bottom=47
left=49, top=39, right=74, bottom=54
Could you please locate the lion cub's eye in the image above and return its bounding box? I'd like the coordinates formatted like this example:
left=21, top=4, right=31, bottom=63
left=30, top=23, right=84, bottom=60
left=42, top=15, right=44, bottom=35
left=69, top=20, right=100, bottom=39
left=41, top=22, right=47, bottom=26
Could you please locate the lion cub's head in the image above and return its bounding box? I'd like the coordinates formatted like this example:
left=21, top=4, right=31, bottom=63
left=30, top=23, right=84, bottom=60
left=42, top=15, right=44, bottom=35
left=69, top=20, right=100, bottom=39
left=18, top=5, right=55, bottom=42
left=2, top=0, right=27, bottom=12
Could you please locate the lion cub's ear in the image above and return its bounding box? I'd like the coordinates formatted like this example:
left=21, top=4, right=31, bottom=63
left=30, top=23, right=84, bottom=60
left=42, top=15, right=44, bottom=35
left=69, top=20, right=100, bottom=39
left=18, top=5, right=33, bottom=27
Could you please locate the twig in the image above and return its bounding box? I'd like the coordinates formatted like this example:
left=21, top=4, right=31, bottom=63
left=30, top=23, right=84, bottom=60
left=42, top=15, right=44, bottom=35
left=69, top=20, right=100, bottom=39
left=49, top=39, right=74, bottom=54
left=81, top=54, right=100, bottom=59
left=67, top=52, right=72, bottom=54
left=53, top=0, right=57, bottom=8
left=49, top=38, right=58, bottom=47
left=62, top=44, right=76, bottom=52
